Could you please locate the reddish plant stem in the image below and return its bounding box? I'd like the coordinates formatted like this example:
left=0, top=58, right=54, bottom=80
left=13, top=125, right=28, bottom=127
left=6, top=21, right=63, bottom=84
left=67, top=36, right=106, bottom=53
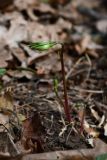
left=80, top=108, right=85, bottom=134
left=60, top=45, right=71, bottom=123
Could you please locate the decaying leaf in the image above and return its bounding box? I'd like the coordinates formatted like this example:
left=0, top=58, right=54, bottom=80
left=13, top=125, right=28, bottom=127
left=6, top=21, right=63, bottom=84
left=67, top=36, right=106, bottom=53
left=17, top=113, right=26, bottom=124
left=22, top=112, right=44, bottom=153
left=90, top=106, right=100, bottom=121
left=0, top=87, right=13, bottom=112
left=0, top=132, right=20, bottom=157
left=84, top=120, right=99, bottom=138
left=0, top=43, right=13, bottom=67
left=0, top=113, right=9, bottom=131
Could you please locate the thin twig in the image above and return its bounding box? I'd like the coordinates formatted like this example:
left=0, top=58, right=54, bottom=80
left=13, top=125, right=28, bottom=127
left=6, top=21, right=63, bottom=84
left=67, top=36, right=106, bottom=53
left=66, top=57, right=84, bottom=80
left=84, top=54, right=92, bottom=81
left=73, top=87, right=103, bottom=94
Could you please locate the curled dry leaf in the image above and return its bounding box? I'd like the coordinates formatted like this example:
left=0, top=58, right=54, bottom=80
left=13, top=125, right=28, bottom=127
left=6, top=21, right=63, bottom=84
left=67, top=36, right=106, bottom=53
left=10, top=47, right=27, bottom=64
left=22, top=111, right=44, bottom=153
left=74, top=34, right=101, bottom=58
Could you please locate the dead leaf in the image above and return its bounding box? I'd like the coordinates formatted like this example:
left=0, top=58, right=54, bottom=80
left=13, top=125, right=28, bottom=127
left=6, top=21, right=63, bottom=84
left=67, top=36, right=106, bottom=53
left=10, top=47, right=27, bottom=63
left=22, top=111, right=44, bottom=153
left=0, top=41, right=13, bottom=67
left=14, top=0, right=39, bottom=10
left=0, top=88, right=13, bottom=112
left=0, top=113, right=9, bottom=131
left=84, top=120, right=99, bottom=138
left=6, top=15, right=28, bottom=47
left=90, top=106, right=100, bottom=121
left=0, top=132, right=20, bottom=157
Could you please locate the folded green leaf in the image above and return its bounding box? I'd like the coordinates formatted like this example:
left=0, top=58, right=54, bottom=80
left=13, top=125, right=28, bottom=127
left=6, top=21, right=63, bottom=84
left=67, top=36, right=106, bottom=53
left=0, top=68, right=6, bottom=76
left=29, top=41, right=57, bottom=51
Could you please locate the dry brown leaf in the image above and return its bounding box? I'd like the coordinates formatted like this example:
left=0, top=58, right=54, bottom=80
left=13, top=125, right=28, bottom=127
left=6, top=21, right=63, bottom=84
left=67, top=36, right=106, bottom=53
left=10, top=47, right=27, bottom=63
left=27, top=17, right=71, bottom=42
left=3, top=13, right=28, bottom=47
left=22, top=112, right=44, bottom=153
left=8, top=69, right=34, bottom=79
left=0, top=41, right=13, bottom=67
left=74, top=34, right=101, bottom=57
left=0, top=88, right=13, bottom=112
left=14, top=0, right=39, bottom=10
left=84, top=120, right=99, bottom=138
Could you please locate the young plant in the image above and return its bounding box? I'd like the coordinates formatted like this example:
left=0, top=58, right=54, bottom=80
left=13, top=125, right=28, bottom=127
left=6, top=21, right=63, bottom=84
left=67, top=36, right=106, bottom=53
left=53, top=77, right=64, bottom=109
left=29, top=41, right=71, bottom=123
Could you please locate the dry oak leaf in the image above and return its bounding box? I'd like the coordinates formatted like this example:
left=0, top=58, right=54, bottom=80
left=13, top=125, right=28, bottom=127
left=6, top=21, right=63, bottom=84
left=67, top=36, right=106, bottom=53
left=27, top=18, right=72, bottom=42
left=0, top=41, right=13, bottom=67
left=5, top=14, right=28, bottom=47
left=22, top=112, right=44, bottom=153
left=14, top=0, right=39, bottom=10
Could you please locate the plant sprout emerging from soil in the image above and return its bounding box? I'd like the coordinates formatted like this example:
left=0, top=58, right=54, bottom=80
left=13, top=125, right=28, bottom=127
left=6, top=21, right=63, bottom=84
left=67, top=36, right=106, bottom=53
left=0, top=68, right=6, bottom=76
left=29, top=41, right=71, bottom=123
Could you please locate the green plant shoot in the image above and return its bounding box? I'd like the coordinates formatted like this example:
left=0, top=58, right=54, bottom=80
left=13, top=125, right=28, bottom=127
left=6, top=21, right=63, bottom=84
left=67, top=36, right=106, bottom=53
left=53, top=77, right=58, bottom=94
left=0, top=68, right=6, bottom=76
left=29, top=41, right=71, bottom=123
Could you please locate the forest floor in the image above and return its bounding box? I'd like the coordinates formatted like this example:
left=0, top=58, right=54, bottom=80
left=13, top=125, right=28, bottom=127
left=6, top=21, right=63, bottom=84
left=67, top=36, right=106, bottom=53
left=0, top=0, right=107, bottom=159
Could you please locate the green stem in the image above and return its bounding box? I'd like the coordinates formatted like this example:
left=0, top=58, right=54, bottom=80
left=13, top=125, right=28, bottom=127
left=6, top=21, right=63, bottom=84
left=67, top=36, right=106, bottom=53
left=60, top=44, right=71, bottom=123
